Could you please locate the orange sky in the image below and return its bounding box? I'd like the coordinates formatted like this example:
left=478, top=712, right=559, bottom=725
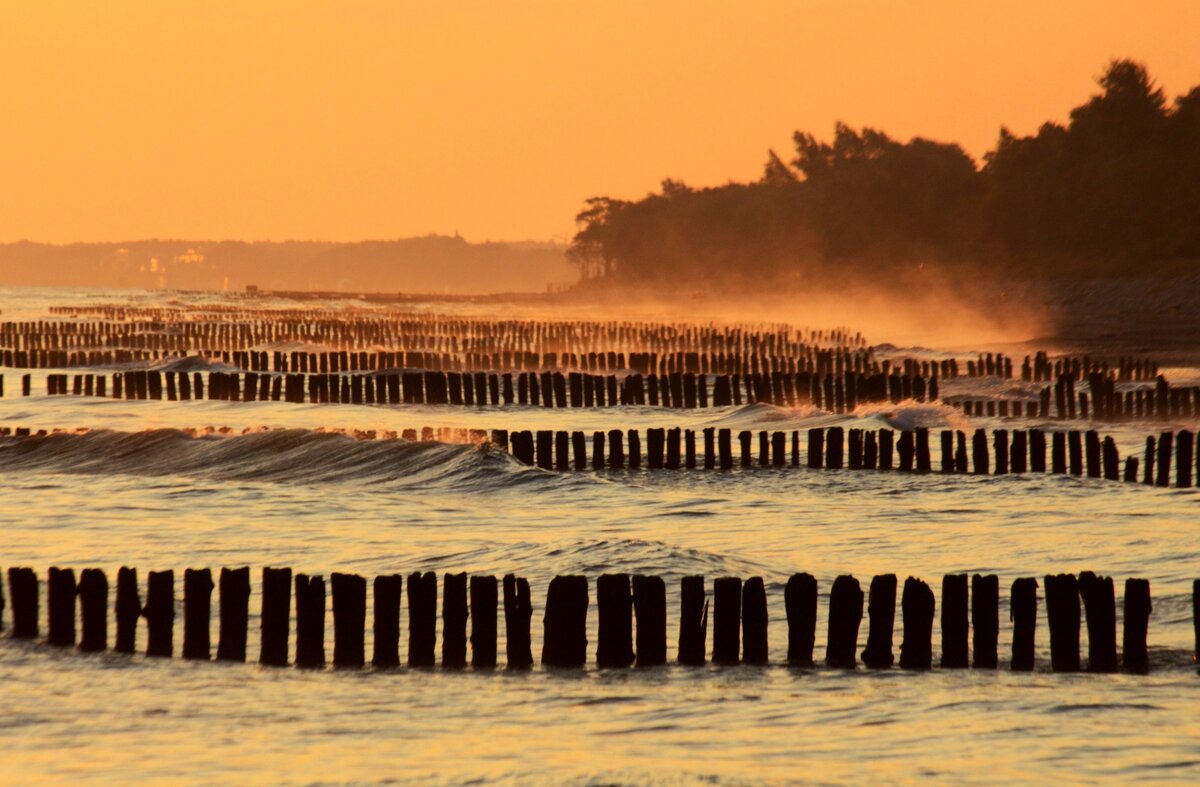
left=1, top=1, right=1198, bottom=245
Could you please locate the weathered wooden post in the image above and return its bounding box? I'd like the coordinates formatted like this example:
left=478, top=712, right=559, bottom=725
left=879, top=429, right=894, bottom=470
left=115, top=567, right=140, bottom=653
left=712, top=576, right=742, bottom=665
left=1044, top=573, right=1080, bottom=672
left=407, top=571, right=437, bottom=667
left=78, top=568, right=108, bottom=652
left=596, top=574, right=634, bottom=668
left=785, top=573, right=817, bottom=666
left=972, top=429, right=989, bottom=475
left=8, top=567, right=39, bottom=639
left=442, top=572, right=468, bottom=668
left=1122, top=578, right=1151, bottom=674
left=899, top=577, right=934, bottom=670
left=678, top=575, right=708, bottom=665
left=294, top=573, right=326, bottom=668
left=260, top=567, right=291, bottom=666
left=331, top=572, right=367, bottom=668
left=144, top=570, right=174, bottom=658
left=48, top=567, right=77, bottom=647
left=972, top=574, right=999, bottom=668
left=1010, top=577, right=1038, bottom=671
left=826, top=427, right=844, bottom=469
left=807, top=428, right=824, bottom=468
left=861, top=574, right=897, bottom=668
left=1030, top=429, right=1046, bottom=473
left=470, top=575, right=498, bottom=669
left=742, top=576, right=768, bottom=665
left=1068, top=431, right=1083, bottom=476
left=940, top=574, right=968, bottom=668
left=1078, top=571, right=1116, bottom=673
left=183, top=568, right=213, bottom=660
left=632, top=575, right=666, bottom=667
left=826, top=575, right=863, bottom=668
left=372, top=574, right=403, bottom=668
left=216, top=566, right=250, bottom=662
left=718, top=428, right=733, bottom=470
left=542, top=575, right=588, bottom=667
left=503, top=574, right=533, bottom=669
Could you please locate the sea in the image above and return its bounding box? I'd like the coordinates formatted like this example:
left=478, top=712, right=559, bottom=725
left=0, top=286, right=1197, bottom=784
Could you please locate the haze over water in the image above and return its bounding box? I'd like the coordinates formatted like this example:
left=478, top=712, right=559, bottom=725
left=1, top=287, right=1198, bottom=783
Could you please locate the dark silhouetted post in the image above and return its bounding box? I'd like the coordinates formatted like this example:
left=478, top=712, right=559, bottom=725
left=972, top=574, right=999, bottom=669
left=1044, top=573, right=1080, bottom=672
left=1078, top=571, right=1116, bottom=673
left=861, top=574, right=897, bottom=668
left=1010, top=577, right=1038, bottom=671
left=78, top=568, right=108, bottom=652
left=742, top=576, right=768, bottom=665
left=332, top=572, right=367, bottom=668
left=260, top=567, right=291, bottom=666
left=372, top=574, right=403, bottom=668
left=542, top=575, right=588, bottom=667
left=183, top=568, right=213, bottom=660
left=503, top=574, right=533, bottom=669
left=144, top=570, right=174, bottom=658
left=115, top=566, right=140, bottom=653
left=899, top=577, right=934, bottom=670
left=407, top=571, right=437, bottom=667
left=826, top=575, right=863, bottom=668
left=294, top=573, right=326, bottom=668
left=678, top=575, right=708, bottom=665
left=470, top=575, right=498, bottom=669
left=9, top=567, right=38, bottom=639
left=785, top=573, right=817, bottom=666
left=216, top=567, right=250, bottom=662
left=712, top=576, right=742, bottom=665
left=596, top=574, right=634, bottom=668
left=632, top=575, right=666, bottom=667
left=442, top=572, right=468, bottom=668
left=48, top=567, right=76, bottom=647
left=1122, top=579, right=1151, bottom=674
left=940, top=573, right=968, bottom=668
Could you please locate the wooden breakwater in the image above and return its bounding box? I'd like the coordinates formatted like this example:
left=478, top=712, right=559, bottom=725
left=2, top=566, right=1176, bottom=675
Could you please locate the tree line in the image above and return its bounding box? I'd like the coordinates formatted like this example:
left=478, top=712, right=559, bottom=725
left=569, top=61, right=1200, bottom=287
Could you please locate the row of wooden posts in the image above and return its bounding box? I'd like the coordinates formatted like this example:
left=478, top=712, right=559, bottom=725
left=3, top=567, right=1180, bottom=674
left=30, top=368, right=941, bottom=412
left=498, top=426, right=1200, bottom=489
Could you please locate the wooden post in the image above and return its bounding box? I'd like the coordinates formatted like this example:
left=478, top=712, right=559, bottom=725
left=718, top=428, right=733, bottom=470
left=1052, top=432, right=1066, bottom=474
left=678, top=575, right=708, bottom=665
left=1122, top=578, right=1151, bottom=674
left=542, top=575, right=588, bottom=667
left=1010, top=577, right=1038, bottom=671
left=940, top=573, right=968, bottom=668
left=183, top=568, right=213, bottom=660
left=48, top=567, right=77, bottom=647
left=940, top=430, right=954, bottom=473
left=1030, top=429, right=1046, bottom=473
left=1177, top=430, right=1194, bottom=488
left=442, top=572, right=468, bottom=668
left=971, top=574, right=999, bottom=668
left=1044, top=573, right=1080, bottom=672
left=632, top=575, right=666, bottom=667
left=607, top=429, right=625, bottom=468
left=994, top=430, right=1009, bottom=474
left=826, top=427, right=844, bottom=469
left=294, top=573, right=326, bottom=668
left=596, top=574, right=634, bottom=668
left=712, top=576, right=741, bottom=664
left=825, top=575, right=863, bottom=668
left=115, top=566, right=140, bottom=653
left=861, top=574, right=897, bottom=668
left=916, top=427, right=931, bottom=472
left=899, top=577, right=934, bottom=670
left=742, top=576, right=768, bottom=665
left=785, top=573, right=817, bottom=666
left=972, top=429, right=989, bottom=475
left=704, top=427, right=716, bottom=469
left=216, top=566, right=250, bottom=662
left=1068, top=431, right=1083, bottom=476
left=470, top=575, right=498, bottom=669
left=407, top=571, right=437, bottom=667
left=1078, top=571, right=1116, bottom=673
left=628, top=429, right=642, bottom=468
left=78, top=568, right=108, bottom=652
left=879, top=429, right=894, bottom=470
left=572, top=431, right=587, bottom=471
left=331, top=572, right=367, bottom=668
left=372, top=574, right=403, bottom=668
left=647, top=428, right=665, bottom=469
left=1156, top=432, right=1173, bottom=487
left=503, top=574, right=533, bottom=669
left=807, top=428, right=823, bottom=468
left=897, top=431, right=914, bottom=472
left=260, top=566, right=292, bottom=666
left=144, top=570, right=174, bottom=658
left=738, top=430, right=752, bottom=467
left=8, top=567, right=39, bottom=639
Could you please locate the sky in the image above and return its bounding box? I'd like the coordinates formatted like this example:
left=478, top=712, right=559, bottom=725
left=1, top=0, right=1198, bottom=245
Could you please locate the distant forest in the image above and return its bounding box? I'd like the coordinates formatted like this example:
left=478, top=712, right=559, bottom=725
left=569, top=61, right=1200, bottom=287
left=0, top=235, right=574, bottom=294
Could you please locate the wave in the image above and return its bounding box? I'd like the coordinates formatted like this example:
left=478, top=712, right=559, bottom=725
left=0, top=428, right=574, bottom=492
left=852, top=400, right=971, bottom=431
